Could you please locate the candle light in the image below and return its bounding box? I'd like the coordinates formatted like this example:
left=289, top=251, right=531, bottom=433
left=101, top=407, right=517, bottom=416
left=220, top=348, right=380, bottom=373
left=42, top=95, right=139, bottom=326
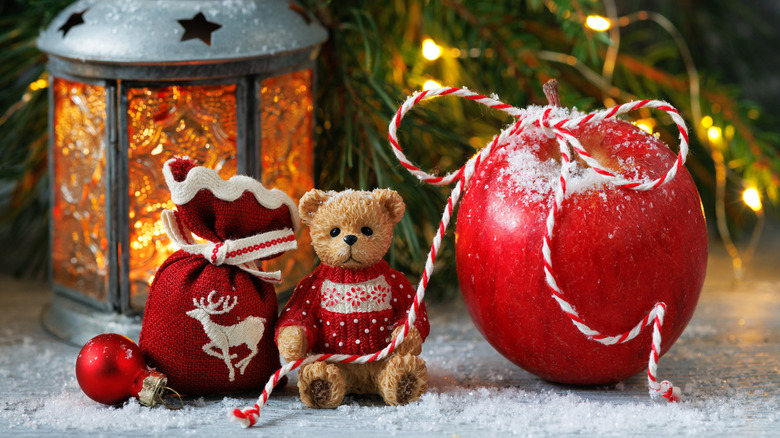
left=38, top=0, right=326, bottom=344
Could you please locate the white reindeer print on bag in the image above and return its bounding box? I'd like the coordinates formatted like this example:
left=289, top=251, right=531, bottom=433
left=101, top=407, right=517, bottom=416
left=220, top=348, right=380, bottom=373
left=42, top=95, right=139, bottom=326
left=186, top=291, right=266, bottom=382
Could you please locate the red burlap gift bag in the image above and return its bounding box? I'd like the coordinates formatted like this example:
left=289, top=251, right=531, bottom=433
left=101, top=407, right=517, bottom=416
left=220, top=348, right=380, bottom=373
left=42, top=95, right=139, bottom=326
left=139, top=157, right=298, bottom=395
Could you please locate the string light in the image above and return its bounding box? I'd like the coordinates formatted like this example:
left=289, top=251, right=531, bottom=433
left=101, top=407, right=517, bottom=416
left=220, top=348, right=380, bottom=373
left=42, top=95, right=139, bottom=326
left=414, top=5, right=761, bottom=283
left=573, top=5, right=764, bottom=282
left=422, top=38, right=442, bottom=61
left=724, top=125, right=735, bottom=141
left=423, top=80, right=442, bottom=91
left=0, top=75, right=48, bottom=126
left=29, top=78, right=48, bottom=91
left=707, top=126, right=722, bottom=143
left=635, top=118, right=655, bottom=134
left=585, top=15, right=611, bottom=31
left=636, top=122, right=652, bottom=134
left=743, top=188, right=762, bottom=212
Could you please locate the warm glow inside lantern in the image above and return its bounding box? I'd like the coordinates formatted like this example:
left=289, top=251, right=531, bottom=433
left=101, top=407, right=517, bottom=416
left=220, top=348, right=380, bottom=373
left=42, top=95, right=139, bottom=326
left=39, top=0, right=326, bottom=343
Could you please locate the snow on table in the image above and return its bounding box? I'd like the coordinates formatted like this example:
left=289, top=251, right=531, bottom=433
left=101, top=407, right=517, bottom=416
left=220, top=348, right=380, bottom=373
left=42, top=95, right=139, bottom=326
left=1, top=241, right=778, bottom=437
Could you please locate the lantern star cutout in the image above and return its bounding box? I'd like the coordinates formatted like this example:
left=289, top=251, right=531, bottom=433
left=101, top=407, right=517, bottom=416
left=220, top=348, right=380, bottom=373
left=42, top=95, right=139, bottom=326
left=177, top=12, right=222, bottom=46
left=58, top=8, right=88, bottom=37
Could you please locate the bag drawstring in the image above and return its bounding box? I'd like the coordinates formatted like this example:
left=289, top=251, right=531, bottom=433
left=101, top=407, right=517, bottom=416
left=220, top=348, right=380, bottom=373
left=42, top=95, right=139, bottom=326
left=162, top=209, right=297, bottom=284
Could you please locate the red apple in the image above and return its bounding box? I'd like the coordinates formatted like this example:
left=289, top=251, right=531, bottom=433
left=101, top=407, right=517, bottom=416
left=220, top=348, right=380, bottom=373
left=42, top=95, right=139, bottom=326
left=455, top=109, right=707, bottom=385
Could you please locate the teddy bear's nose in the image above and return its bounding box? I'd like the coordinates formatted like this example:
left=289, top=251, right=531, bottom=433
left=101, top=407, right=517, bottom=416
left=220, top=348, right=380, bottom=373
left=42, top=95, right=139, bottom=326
left=343, top=235, right=358, bottom=246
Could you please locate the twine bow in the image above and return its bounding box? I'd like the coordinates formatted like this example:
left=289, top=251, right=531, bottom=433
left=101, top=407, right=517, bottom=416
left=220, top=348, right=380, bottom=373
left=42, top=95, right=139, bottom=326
left=230, top=86, right=687, bottom=428
left=162, top=210, right=297, bottom=284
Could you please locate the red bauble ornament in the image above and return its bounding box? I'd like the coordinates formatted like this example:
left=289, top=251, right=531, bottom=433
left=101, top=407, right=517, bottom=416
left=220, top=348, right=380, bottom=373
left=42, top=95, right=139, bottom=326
left=455, top=104, right=707, bottom=385
left=76, top=333, right=167, bottom=406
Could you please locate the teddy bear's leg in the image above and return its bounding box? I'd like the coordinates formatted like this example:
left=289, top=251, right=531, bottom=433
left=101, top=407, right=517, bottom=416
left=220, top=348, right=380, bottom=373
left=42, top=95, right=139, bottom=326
left=297, top=361, right=346, bottom=408
left=377, top=354, right=428, bottom=405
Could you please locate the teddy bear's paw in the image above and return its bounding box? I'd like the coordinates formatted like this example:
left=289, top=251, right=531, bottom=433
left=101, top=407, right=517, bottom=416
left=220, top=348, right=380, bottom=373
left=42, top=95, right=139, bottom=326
left=391, top=326, right=423, bottom=356
left=378, top=354, right=428, bottom=406
left=298, top=361, right=346, bottom=408
left=277, top=325, right=308, bottom=362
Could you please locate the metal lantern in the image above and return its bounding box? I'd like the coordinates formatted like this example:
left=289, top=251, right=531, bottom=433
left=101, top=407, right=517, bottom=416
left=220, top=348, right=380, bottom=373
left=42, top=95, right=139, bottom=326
left=38, top=0, right=327, bottom=344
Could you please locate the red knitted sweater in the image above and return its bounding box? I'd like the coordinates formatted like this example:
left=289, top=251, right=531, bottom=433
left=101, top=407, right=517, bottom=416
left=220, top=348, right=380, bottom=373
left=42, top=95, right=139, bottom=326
left=276, top=260, right=430, bottom=355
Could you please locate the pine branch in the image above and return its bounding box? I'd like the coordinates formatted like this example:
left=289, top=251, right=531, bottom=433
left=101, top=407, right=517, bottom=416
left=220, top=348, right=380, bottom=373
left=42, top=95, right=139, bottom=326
left=1, top=0, right=777, bottom=291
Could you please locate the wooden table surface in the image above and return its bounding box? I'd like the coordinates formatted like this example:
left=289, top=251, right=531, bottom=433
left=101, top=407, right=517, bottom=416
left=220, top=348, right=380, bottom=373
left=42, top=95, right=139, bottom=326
left=1, top=236, right=778, bottom=437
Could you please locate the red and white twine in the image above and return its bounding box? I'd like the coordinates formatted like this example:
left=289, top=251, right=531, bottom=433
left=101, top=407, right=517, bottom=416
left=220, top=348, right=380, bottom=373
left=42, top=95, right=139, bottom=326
left=386, top=87, right=685, bottom=402
left=231, top=87, right=685, bottom=427
left=162, top=210, right=297, bottom=284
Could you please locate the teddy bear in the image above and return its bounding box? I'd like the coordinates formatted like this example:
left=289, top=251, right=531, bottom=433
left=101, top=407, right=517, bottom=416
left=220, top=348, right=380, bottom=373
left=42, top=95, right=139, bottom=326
left=275, top=188, right=430, bottom=408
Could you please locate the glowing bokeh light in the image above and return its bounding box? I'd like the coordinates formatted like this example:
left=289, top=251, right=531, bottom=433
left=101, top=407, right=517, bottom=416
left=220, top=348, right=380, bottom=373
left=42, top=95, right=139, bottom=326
left=743, top=187, right=762, bottom=212
left=422, top=38, right=442, bottom=60
left=423, top=80, right=442, bottom=91
left=585, top=15, right=611, bottom=31
left=707, top=126, right=722, bottom=142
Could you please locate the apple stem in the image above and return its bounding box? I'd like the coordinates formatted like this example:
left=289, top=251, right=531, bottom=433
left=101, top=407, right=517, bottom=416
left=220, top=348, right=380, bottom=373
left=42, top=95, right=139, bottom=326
left=543, top=79, right=560, bottom=107
left=543, top=79, right=589, bottom=169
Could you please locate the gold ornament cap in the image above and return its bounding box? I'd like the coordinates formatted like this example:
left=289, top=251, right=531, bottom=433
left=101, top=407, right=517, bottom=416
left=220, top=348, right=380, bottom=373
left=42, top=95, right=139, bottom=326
left=138, top=370, right=167, bottom=407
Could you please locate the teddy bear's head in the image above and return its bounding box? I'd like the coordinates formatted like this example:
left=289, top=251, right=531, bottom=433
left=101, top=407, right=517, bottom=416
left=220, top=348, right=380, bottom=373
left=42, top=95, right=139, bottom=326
left=298, top=189, right=405, bottom=270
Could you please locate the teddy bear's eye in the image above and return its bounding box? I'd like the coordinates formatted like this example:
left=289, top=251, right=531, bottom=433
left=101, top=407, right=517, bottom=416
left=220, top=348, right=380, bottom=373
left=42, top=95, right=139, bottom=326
left=361, top=227, right=373, bottom=236
left=330, top=227, right=341, bottom=237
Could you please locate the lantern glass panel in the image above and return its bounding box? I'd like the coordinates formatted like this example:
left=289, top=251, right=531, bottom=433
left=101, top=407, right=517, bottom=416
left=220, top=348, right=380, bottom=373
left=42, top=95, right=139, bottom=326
left=126, top=83, right=239, bottom=308
left=259, top=69, right=315, bottom=291
left=51, top=77, right=109, bottom=302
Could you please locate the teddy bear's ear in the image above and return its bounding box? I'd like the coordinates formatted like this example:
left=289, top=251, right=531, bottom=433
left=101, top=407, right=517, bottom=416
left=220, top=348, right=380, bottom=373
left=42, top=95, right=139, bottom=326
left=372, top=189, right=405, bottom=224
left=298, top=189, right=331, bottom=225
